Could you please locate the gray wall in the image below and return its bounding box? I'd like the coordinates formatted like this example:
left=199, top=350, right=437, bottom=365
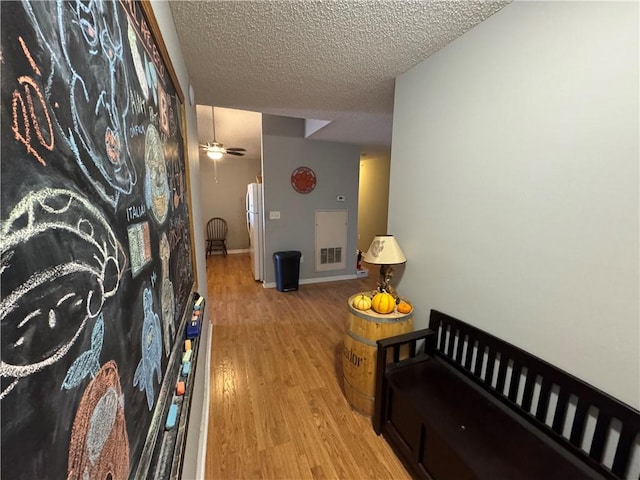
left=199, top=150, right=261, bottom=250
left=197, top=105, right=262, bottom=251
left=262, top=115, right=361, bottom=286
left=389, top=2, right=639, bottom=407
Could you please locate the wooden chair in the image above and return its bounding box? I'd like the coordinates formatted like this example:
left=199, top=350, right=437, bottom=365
left=206, top=217, right=228, bottom=256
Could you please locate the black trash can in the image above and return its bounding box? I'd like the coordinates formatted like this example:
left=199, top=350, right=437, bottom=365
left=273, top=251, right=301, bottom=292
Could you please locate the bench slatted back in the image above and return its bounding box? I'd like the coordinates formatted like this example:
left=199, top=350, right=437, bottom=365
left=429, top=310, right=640, bottom=480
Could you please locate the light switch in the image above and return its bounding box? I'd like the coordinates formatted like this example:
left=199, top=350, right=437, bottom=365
left=269, top=211, right=281, bottom=220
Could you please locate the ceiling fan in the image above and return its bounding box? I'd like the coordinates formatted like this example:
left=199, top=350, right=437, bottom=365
left=199, top=106, right=247, bottom=160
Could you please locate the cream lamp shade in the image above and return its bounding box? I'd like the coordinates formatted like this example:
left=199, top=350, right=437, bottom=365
left=363, top=235, right=406, bottom=298
left=363, top=235, right=406, bottom=265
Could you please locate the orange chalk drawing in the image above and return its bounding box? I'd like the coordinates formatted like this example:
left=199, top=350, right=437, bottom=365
left=67, top=361, right=130, bottom=480
left=18, top=36, right=40, bottom=76
left=11, top=38, right=54, bottom=166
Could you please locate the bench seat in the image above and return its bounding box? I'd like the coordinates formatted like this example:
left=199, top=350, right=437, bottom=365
left=386, top=356, right=603, bottom=479
left=373, top=311, right=640, bottom=480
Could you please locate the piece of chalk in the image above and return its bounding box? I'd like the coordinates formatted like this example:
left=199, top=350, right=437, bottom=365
left=195, top=297, right=204, bottom=307
left=182, top=350, right=192, bottom=363
left=184, top=339, right=192, bottom=351
left=166, top=404, right=179, bottom=430
left=176, top=381, right=185, bottom=396
left=182, top=361, right=191, bottom=376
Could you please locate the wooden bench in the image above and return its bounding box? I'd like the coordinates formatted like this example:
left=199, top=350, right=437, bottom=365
left=373, top=310, right=640, bottom=479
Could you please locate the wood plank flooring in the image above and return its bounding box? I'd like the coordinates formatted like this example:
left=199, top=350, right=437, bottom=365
left=203, top=254, right=410, bottom=479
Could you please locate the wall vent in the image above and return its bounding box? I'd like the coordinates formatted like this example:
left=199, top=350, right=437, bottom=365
left=320, top=247, right=342, bottom=265
left=315, top=210, right=347, bottom=272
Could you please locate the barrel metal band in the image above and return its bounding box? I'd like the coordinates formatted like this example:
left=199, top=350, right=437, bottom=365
left=346, top=329, right=377, bottom=347
left=349, top=307, right=411, bottom=323
left=343, top=376, right=375, bottom=401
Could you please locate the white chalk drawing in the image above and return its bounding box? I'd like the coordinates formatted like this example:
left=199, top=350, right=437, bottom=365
left=144, top=124, right=169, bottom=224
left=127, top=21, right=149, bottom=100
left=159, top=233, right=175, bottom=357
left=144, top=54, right=158, bottom=107
left=87, top=386, right=119, bottom=463
left=126, top=221, right=151, bottom=277
left=20, top=0, right=137, bottom=208
left=0, top=188, right=125, bottom=399
left=133, top=287, right=162, bottom=410
left=62, top=314, right=104, bottom=390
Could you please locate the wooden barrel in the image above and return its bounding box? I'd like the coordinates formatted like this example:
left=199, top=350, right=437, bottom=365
left=342, top=293, right=413, bottom=417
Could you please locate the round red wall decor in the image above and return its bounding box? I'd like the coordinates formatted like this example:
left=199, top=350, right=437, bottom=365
left=291, top=166, right=317, bottom=194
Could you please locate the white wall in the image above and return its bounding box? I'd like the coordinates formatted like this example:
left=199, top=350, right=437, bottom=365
left=150, top=3, right=210, bottom=478
left=389, top=2, right=639, bottom=407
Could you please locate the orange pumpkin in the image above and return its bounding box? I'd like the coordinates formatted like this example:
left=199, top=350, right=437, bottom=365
left=371, top=292, right=395, bottom=314
left=397, top=300, right=412, bottom=314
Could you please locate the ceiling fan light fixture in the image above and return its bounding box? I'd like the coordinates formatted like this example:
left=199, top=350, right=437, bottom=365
left=207, top=149, right=224, bottom=160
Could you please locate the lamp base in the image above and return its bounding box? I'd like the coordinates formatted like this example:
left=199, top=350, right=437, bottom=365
left=376, top=264, right=398, bottom=301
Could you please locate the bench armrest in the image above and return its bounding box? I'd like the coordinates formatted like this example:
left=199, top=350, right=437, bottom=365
left=373, top=328, right=436, bottom=434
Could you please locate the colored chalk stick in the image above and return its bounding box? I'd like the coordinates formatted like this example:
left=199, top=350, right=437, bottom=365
left=182, top=350, right=192, bottom=363
left=184, top=339, right=192, bottom=351
left=166, top=404, right=179, bottom=430
left=176, top=381, right=185, bottom=396
left=195, top=297, right=204, bottom=307
left=182, top=361, right=191, bottom=376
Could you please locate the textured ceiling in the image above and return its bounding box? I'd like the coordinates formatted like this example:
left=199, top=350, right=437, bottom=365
left=170, top=0, right=510, bottom=154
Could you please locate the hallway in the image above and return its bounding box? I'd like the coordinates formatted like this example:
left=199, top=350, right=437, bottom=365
left=203, top=254, right=410, bottom=479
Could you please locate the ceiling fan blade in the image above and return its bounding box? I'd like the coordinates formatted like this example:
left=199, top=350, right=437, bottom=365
left=225, top=147, right=247, bottom=152
left=225, top=151, right=245, bottom=156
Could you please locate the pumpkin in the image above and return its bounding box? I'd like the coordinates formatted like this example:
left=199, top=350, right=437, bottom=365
left=371, top=292, right=395, bottom=314
left=397, top=300, right=412, bottom=314
left=352, top=294, right=372, bottom=311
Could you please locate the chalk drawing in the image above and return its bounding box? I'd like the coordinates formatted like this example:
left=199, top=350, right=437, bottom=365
left=20, top=0, right=137, bottom=207
left=11, top=37, right=55, bottom=166
left=67, top=360, right=129, bottom=480
left=159, top=233, right=175, bottom=357
left=133, top=287, right=162, bottom=410
left=62, top=314, right=104, bottom=390
left=127, top=221, right=151, bottom=277
left=144, top=124, right=169, bottom=224
left=127, top=20, right=149, bottom=99
left=144, top=53, right=158, bottom=107
left=158, top=82, right=170, bottom=137
left=0, top=188, right=125, bottom=399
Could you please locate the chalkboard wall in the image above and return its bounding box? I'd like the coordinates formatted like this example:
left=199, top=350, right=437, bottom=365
left=0, top=1, right=195, bottom=478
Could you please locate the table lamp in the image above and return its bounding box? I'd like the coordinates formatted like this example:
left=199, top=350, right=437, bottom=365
left=363, top=234, right=406, bottom=299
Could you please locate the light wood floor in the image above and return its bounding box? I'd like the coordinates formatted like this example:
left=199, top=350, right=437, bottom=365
left=203, top=254, right=410, bottom=479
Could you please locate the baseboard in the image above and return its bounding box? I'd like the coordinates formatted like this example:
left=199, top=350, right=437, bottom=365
left=208, top=249, right=250, bottom=255
left=263, top=273, right=357, bottom=289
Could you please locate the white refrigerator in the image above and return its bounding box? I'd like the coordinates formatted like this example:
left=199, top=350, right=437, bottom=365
left=246, top=183, right=264, bottom=281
